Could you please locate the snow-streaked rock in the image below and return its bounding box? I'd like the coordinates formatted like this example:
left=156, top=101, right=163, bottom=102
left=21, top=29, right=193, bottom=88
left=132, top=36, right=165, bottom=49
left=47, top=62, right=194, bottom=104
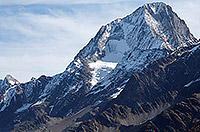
left=0, top=2, right=198, bottom=121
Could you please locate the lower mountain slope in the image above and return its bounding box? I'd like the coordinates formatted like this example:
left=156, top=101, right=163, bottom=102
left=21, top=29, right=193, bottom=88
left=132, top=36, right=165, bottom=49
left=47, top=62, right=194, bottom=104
left=136, top=92, right=200, bottom=132
left=75, top=44, right=200, bottom=132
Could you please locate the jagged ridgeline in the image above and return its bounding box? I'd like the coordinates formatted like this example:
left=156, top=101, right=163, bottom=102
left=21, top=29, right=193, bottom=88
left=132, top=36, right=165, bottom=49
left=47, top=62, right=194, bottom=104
left=0, top=2, right=199, bottom=132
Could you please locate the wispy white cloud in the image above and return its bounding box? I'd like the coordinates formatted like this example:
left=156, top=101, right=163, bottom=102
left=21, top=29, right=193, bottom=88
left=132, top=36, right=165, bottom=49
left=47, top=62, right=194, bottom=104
left=0, top=0, right=199, bottom=82
left=0, top=0, right=133, bottom=5
left=0, top=2, right=137, bottom=82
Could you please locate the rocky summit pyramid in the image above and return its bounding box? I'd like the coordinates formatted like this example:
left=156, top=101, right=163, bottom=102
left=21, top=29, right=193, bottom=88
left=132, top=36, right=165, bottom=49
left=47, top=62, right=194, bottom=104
left=0, top=2, right=199, bottom=132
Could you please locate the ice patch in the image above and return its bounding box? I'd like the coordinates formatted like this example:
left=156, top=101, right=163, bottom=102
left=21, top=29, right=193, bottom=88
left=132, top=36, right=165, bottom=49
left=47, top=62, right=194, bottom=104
left=161, top=42, right=175, bottom=51
left=102, top=39, right=129, bottom=62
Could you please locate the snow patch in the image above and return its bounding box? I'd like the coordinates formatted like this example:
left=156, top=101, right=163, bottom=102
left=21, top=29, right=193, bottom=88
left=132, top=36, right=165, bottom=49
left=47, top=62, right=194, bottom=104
left=184, top=77, right=200, bottom=88
left=24, top=81, right=34, bottom=98
left=144, top=8, right=174, bottom=51
left=188, top=44, right=200, bottom=57
left=0, top=86, right=17, bottom=112
left=145, top=2, right=163, bottom=14
left=110, top=87, right=123, bottom=98
left=92, top=100, right=103, bottom=107
left=41, top=73, right=66, bottom=97
left=8, top=80, right=15, bottom=85
left=49, top=105, right=54, bottom=114
left=32, top=98, right=46, bottom=107
left=89, top=61, right=117, bottom=86
left=66, top=109, right=72, bottom=116
left=15, top=103, right=32, bottom=113
left=74, top=58, right=82, bottom=68
left=102, top=39, right=129, bottom=62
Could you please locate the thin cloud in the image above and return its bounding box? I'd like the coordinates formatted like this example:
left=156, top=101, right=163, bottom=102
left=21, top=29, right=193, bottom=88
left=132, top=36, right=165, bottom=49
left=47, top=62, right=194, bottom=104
left=0, top=2, right=136, bottom=82
left=0, top=0, right=134, bottom=5
left=168, top=0, right=200, bottom=39
left=0, top=0, right=199, bottom=82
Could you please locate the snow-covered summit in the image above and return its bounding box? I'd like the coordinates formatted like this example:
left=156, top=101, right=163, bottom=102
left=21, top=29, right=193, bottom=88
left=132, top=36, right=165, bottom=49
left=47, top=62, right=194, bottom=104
left=0, top=74, right=20, bottom=91
left=4, top=74, right=19, bottom=85
left=144, top=2, right=164, bottom=14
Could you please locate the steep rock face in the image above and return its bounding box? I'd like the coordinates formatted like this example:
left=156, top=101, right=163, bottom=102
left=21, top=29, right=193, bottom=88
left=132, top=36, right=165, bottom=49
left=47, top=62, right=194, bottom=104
left=0, top=75, right=52, bottom=131
left=136, top=92, right=200, bottom=132
left=0, top=2, right=198, bottom=132
left=0, top=75, right=20, bottom=111
left=76, top=44, right=200, bottom=132
left=0, top=74, right=20, bottom=92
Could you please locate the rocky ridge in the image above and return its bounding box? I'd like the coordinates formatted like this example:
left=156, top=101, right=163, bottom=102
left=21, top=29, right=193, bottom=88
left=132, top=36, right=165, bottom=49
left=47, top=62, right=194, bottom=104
left=76, top=42, right=200, bottom=132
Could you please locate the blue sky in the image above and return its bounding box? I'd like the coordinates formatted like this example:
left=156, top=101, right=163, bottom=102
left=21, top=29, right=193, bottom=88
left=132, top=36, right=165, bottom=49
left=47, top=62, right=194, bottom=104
left=0, top=0, right=199, bottom=82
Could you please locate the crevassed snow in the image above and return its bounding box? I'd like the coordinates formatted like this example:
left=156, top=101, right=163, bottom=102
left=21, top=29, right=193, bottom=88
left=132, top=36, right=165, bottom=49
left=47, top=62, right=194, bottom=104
left=15, top=103, right=32, bottom=113
left=184, top=77, right=200, bottom=88
left=88, top=39, right=129, bottom=88
left=89, top=61, right=117, bottom=86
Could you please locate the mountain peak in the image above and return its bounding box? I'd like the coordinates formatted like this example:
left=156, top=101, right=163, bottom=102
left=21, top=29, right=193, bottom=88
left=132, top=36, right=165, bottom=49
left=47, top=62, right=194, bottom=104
left=3, top=74, right=20, bottom=86
left=144, top=2, right=165, bottom=14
